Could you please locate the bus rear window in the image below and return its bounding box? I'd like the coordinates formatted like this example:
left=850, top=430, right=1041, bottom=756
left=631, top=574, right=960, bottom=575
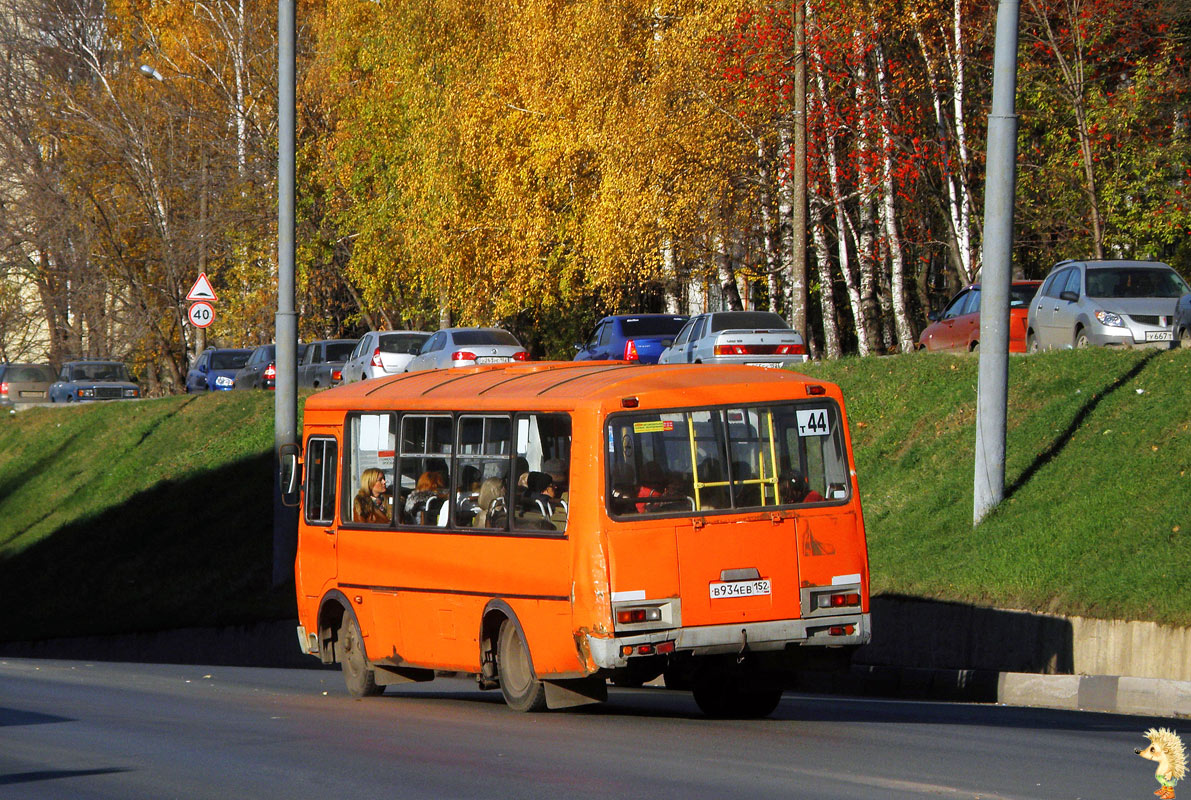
left=607, top=402, right=849, bottom=516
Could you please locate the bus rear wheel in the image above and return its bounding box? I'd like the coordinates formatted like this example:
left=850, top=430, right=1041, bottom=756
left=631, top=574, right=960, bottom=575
left=691, top=671, right=783, bottom=719
left=340, top=614, right=382, bottom=698
left=497, top=619, right=547, bottom=712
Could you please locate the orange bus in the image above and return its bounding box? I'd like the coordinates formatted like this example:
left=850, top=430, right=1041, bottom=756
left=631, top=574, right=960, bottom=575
left=286, top=361, right=870, bottom=717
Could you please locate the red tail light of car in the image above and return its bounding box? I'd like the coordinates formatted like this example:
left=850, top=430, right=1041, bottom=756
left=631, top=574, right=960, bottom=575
left=331, top=369, right=342, bottom=383
left=714, top=343, right=805, bottom=356
left=512, top=351, right=529, bottom=361
left=623, top=340, right=639, bottom=361
left=451, top=351, right=476, bottom=362
left=0, top=381, right=8, bottom=398
left=370, top=347, right=384, bottom=368
left=264, top=363, right=277, bottom=381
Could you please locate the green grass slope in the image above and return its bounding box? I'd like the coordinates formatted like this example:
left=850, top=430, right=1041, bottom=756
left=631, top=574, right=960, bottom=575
left=800, top=347, right=1190, bottom=625
left=1, top=348, right=1188, bottom=642
left=0, top=392, right=294, bottom=640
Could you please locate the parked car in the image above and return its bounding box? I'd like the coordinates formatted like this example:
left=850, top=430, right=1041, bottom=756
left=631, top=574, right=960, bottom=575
left=49, top=360, right=141, bottom=403
left=918, top=280, right=1041, bottom=353
left=185, top=347, right=253, bottom=393
left=1172, top=292, right=1191, bottom=349
left=341, top=330, right=431, bottom=383
left=232, top=343, right=307, bottom=390
left=656, top=311, right=808, bottom=367
left=0, top=363, right=56, bottom=408
left=1026, top=260, right=1190, bottom=351
left=298, top=339, right=358, bottom=389
left=574, top=314, right=689, bottom=364
left=404, top=327, right=528, bottom=372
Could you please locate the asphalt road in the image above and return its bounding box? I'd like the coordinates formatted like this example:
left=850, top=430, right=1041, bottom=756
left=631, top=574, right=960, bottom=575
left=0, top=658, right=1178, bottom=799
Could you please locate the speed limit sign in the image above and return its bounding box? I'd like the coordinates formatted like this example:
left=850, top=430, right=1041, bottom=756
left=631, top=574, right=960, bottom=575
left=188, top=301, right=215, bottom=328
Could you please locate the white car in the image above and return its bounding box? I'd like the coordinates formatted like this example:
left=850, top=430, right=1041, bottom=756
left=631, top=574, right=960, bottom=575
left=404, top=328, right=528, bottom=372
left=341, top=330, right=431, bottom=383
left=657, top=311, right=808, bottom=367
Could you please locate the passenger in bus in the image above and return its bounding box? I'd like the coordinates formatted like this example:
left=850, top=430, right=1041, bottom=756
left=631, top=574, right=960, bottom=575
left=453, top=465, right=483, bottom=526
left=352, top=468, right=392, bottom=524
left=635, top=461, right=668, bottom=513
left=542, top=458, right=569, bottom=504
left=518, top=472, right=560, bottom=530
left=405, top=470, right=448, bottom=524
left=778, top=469, right=824, bottom=504
left=475, top=477, right=508, bottom=528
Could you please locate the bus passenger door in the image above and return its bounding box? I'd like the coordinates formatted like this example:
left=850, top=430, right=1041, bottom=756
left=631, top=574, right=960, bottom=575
left=297, top=433, right=339, bottom=600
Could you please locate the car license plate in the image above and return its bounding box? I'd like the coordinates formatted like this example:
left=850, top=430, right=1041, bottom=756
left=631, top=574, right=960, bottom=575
left=746, top=362, right=782, bottom=368
left=476, top=356, right=508, bottom=364
left=709, top=579, right=771, bottom=599
left=19, top=391, right=45, bottom=398
left=1145, top=331, right=1172, bottom=342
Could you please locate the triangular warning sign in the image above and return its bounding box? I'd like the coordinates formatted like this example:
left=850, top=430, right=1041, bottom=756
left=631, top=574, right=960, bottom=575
left=186, top=272, right=218, bottom=302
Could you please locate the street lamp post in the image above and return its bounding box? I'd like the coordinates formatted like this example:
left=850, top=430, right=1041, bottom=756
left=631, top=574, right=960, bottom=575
left=274, top=0, right=299, bottom=585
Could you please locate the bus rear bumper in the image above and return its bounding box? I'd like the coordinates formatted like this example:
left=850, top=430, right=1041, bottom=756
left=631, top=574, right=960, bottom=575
left=585, top=613, right=871, bottom=669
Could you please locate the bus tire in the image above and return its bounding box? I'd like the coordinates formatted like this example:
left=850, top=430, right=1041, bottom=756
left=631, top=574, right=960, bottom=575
left=497, top=619, right=547, bottom=712
left=340, top=613, right=383, bottom=698
left=692, top=674, right=782, bottom=719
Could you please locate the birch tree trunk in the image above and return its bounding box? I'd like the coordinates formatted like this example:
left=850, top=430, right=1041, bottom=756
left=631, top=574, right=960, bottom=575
left=852, top=30, right=884, bottom=355
left=809, top=17, right=870, bottom=356
left=811, top=200, right=841, bottom=358
left=874, top=39, right=916, bottom=353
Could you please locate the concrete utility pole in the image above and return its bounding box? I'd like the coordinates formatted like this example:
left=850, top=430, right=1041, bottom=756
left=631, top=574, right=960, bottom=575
left=973, top=0, right=1020, bottom=525
left=790, top=0, right=808, bottom=343
left=274, top=0, right=299, bottom=584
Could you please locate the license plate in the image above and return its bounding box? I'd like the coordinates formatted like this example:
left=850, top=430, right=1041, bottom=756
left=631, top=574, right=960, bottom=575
left=19, top=391, right=45, bottom=398
left=476, top=356, right=508, bottom=364
left=709, top=579, right=771, bottom=599
left=1145, top=331, right=1172, bottom=342
left=746, top=362, right=782, bottom=368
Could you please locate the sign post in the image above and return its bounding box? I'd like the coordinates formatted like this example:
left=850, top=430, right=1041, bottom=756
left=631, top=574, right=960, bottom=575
left=186, top=273, right=219, bottom=359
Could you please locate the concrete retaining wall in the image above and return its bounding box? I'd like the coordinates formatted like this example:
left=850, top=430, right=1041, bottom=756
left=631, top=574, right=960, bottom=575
left=855, top=596, right=1191, bottom=682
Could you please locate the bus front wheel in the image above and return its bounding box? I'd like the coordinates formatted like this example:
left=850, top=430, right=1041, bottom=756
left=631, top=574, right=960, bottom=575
left=339, top=614, right=382, bottom=698
left=497, top=619, right=547, bottom=712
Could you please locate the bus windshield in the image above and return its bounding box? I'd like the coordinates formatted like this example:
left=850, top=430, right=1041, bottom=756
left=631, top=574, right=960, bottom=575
left=607, top=401, right=850, bottom=516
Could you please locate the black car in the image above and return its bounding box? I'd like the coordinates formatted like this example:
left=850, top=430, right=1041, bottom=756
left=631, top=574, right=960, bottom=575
left=0, top=362, right=56, bottom=408
left=233, top=343, right=307, bottom=390
left=49, top=360, right=141, bottom=403
left=298, top=339, right=358, bottom=389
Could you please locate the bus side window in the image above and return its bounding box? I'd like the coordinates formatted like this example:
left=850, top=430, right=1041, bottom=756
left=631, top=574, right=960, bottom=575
left=513, top=413, right=571, bottom=532
left=344, top=413, right=396, bottom=526
left=304, top=437, right=338, bottom=525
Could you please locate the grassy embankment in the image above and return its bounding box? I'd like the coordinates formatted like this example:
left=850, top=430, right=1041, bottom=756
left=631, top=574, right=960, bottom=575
left=0, top=347, right=1188, bottom=642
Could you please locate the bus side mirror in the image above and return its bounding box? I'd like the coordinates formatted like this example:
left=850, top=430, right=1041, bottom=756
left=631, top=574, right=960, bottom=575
left=279, top=442, right=301, bottom=506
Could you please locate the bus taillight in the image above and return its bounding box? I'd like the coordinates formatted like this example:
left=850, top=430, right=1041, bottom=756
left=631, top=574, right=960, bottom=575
left=818, top=592, right=860, bottom=609
left=617, top=607, right=662, bottom=624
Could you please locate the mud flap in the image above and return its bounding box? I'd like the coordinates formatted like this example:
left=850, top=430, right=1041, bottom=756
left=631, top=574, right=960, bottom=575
left=544, top=676, right=608, bottom=709
left=374, top=665, right=435, bottom=686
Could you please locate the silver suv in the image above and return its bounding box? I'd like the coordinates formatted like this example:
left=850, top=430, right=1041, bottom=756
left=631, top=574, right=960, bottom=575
left=1026, top=260, right=1190, bottom=351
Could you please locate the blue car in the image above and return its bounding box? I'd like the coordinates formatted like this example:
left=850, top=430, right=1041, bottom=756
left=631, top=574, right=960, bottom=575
left=185, top=347, right=253, bottom=392
left=574, top=314, right=688, bottom=364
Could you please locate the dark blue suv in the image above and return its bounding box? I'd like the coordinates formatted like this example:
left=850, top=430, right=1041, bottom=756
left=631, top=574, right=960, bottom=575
left=574, top=314, right=688, bottom=364
left=185, top=348, right=253, bottom=392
